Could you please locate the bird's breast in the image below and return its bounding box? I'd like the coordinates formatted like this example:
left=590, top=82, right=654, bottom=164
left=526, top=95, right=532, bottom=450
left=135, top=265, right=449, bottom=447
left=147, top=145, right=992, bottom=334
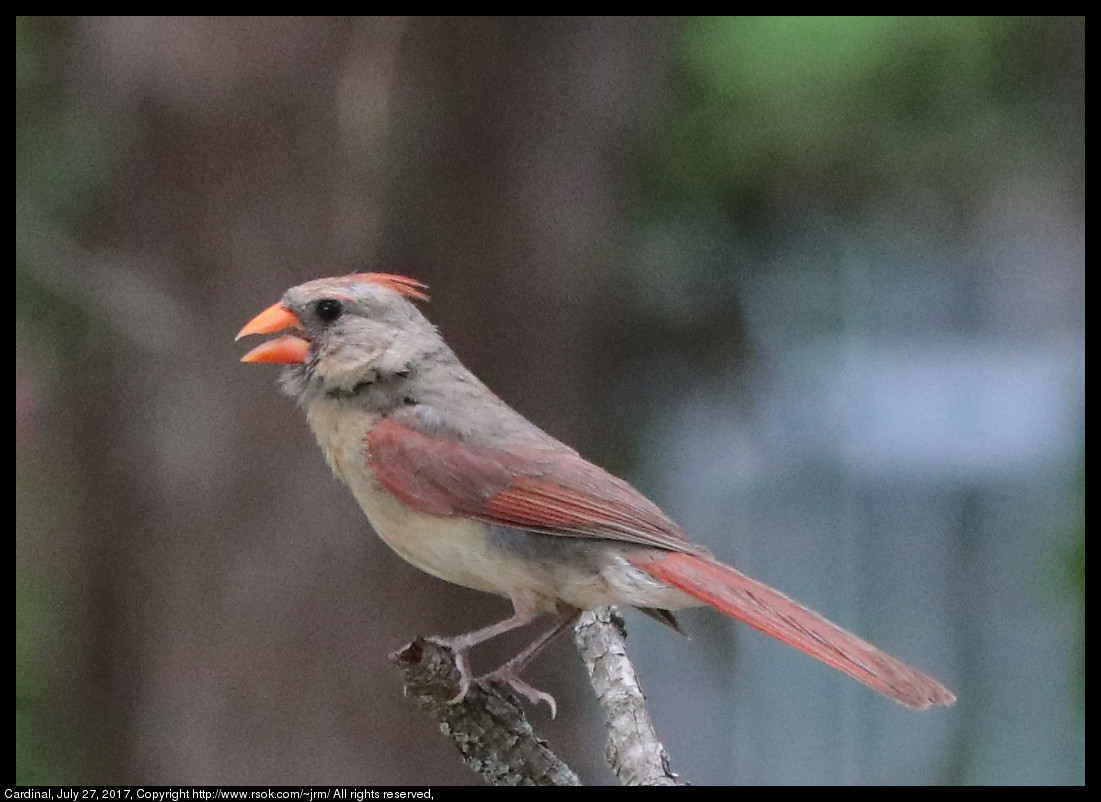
left=304, top=399, right=555, bottom=602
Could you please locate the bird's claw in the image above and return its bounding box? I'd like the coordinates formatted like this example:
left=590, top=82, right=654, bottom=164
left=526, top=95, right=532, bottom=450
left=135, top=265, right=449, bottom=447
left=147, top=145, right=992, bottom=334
left=481, top=670, right=559, bottom=718
left=448, top=678, right=472, bottom=705
left=429, top=640, right=475, bottom=705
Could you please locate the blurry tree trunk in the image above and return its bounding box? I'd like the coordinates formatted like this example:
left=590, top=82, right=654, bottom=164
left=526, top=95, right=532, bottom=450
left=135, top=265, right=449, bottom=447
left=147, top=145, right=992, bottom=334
left=378, top=15, right=667, bottom=691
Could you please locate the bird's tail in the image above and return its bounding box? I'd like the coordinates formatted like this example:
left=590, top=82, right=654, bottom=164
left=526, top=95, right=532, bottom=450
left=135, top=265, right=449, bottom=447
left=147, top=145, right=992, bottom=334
left=636, top=551, right=956, bottom=709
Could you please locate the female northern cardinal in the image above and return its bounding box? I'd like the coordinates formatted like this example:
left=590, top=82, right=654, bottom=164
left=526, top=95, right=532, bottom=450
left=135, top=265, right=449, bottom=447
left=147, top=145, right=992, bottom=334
left=237, top=273, right=955, bottom=712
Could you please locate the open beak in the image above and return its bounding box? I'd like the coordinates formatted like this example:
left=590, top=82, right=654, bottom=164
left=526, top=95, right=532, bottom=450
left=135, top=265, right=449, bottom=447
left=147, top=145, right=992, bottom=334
left=236, top=303, right=310, bottom=364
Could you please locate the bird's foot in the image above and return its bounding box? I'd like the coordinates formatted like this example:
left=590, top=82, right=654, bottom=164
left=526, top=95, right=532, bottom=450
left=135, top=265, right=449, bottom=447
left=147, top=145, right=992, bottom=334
left=424, top=636, right=477, bottom=704
left=426, top=636, right=558, bottom=716
left=479, top=668, right=558, bottom=718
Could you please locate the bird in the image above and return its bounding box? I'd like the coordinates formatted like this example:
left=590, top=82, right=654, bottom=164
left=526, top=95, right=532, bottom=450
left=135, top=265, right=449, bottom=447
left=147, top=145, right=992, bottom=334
left=237, top=272, right=956, bottom=714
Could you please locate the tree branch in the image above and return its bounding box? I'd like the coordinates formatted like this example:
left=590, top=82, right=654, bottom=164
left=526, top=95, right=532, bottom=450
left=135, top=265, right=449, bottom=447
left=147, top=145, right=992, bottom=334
left=573, top=607, right=681, bottom=786
left=392, top=609, right=682, bottom=786
left=390, top=638, right=581, bottom=786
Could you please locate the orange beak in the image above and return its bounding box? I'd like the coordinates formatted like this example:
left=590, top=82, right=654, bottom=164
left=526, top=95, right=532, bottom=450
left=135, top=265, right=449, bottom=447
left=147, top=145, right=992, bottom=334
left=236, top=303, right=311, bottom=364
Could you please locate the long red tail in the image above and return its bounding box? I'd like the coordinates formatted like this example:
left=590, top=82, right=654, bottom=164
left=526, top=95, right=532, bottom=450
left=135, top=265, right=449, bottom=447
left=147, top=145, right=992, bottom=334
left=639, top=552, right=956, bottom=709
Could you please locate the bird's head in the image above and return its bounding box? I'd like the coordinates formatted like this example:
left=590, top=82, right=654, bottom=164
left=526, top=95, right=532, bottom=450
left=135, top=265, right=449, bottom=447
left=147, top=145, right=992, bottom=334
left=237, top=273, right=435, bottom=404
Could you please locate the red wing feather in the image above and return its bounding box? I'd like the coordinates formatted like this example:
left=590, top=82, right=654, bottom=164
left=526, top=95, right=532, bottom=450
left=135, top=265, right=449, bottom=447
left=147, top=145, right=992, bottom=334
left=367, top=416, right=704, bottom=555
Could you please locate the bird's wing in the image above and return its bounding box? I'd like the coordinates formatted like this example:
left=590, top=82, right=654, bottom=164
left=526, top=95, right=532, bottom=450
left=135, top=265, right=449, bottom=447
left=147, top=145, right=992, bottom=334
left=366, top=409, right=707, bottom=556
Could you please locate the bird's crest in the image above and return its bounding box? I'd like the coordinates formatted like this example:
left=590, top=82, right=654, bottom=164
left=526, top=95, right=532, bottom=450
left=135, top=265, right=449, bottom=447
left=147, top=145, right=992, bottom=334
left=352, top=273, right=430, bottom=302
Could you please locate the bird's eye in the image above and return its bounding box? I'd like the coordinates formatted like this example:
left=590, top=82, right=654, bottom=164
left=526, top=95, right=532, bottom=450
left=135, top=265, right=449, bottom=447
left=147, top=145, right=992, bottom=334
left=315, top=298, right=343, bottom=323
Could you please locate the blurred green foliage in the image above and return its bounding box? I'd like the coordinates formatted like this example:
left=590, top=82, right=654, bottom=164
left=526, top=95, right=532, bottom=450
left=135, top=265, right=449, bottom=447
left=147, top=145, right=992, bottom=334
left=16, top=15, right=118, bottom=358
left=16, top=17, right=112, bottom=225
left=1068, top=462, right=1085, bottom=707
left=16, top=16, right=118, bottom=784
left=650, top=17, right=1077, bottom=219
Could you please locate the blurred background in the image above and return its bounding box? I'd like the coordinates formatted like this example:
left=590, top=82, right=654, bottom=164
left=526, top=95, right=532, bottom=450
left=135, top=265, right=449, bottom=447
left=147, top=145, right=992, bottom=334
left=16, top=17, right=1083, bottom=785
